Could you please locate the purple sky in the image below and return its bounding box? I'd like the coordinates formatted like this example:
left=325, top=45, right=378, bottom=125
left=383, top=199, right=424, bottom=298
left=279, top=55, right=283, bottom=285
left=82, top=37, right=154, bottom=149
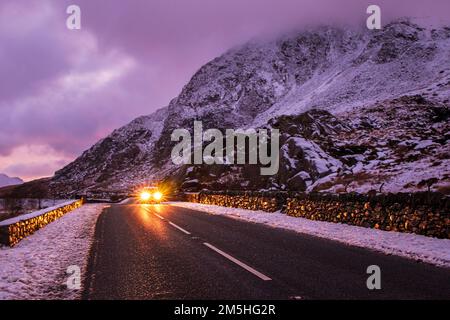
left=1, top=0, right=449, bottom=181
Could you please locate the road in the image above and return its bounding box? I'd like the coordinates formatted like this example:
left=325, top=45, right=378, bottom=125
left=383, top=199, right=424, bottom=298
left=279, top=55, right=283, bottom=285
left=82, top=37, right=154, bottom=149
left=83, top=201, right=450, bottom=300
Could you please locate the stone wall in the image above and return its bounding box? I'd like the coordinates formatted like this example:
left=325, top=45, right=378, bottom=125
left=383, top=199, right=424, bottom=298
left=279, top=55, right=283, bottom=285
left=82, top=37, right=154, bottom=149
left=186, top=191, right=449, bottom=239
left=0, top=199, right=84, bottom=246
left=186, top=191, right=286, bottom=212
left=285, top=193, right=449, bottom=239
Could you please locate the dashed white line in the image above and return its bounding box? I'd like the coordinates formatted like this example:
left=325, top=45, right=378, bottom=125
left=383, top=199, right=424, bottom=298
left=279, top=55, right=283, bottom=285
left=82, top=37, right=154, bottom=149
left=169, top=222, right=191, bottom=235
left=203, top=242, right=272, bottom=281
left=141, top=207, right=165, bottom=220
left=142, top=206, right=272, bottom=281
left=153, top=213, right=165, bottom=220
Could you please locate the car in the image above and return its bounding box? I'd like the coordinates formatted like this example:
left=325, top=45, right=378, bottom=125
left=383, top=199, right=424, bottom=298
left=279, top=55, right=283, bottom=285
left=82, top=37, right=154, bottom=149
left=138, top=186, right=164, bottom=204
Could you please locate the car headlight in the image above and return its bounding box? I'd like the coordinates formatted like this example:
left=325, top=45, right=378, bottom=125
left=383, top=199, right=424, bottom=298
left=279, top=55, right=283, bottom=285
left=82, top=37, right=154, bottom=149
left=140, top=191, right=151, bottom=201
left=153, top=191, right=163, bottom=201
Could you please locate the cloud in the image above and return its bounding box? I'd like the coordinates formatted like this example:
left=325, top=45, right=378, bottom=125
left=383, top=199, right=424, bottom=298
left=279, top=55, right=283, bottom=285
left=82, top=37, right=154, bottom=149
left=0, top=1, right=140, bottom=160
left=0, top=145, right=72, bottom=181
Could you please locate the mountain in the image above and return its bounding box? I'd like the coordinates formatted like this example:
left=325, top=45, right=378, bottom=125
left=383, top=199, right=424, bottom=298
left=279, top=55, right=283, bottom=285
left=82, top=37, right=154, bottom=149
left=50, top=18, right=450, bottom=197
left=50, top=108, right=168, bottom=195
left=0, top=174, right=23, bottom=188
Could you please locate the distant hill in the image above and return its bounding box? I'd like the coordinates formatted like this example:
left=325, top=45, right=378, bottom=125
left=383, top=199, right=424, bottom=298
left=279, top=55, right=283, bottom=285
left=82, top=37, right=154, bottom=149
left=0, top=177, right=50, bottom=199
left=0, top=173, right=23, bottom=188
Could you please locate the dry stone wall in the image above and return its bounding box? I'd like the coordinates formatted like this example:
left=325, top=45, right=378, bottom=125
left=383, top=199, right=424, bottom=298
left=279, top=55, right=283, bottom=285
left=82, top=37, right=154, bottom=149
left=186, top=191, right=449, bottom=239
left=0, top=199, right=84, bottom=246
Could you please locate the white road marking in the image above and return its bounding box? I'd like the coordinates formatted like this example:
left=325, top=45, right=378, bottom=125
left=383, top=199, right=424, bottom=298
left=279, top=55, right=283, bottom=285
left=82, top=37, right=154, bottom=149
left=153, top=213, right=165, bottom=220
left=141, top=207, right=165, bottom=220
left=169, top=222, right=191, bottom=235
left=203, top=242, right=272, bottom=281
left=142, top=206, right=270, bottom=281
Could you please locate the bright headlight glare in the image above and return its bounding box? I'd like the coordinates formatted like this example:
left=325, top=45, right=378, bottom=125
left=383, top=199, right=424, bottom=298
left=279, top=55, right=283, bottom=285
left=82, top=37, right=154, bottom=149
left=153, top=191, right=163, bottom=200
left=140, top=191, right=151, bottom=201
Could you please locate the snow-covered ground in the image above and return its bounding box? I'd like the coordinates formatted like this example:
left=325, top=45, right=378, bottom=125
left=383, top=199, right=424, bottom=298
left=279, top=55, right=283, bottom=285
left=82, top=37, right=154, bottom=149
left=0, top=200, right=77, bottom=226
left=0, top=199, right=71, bottom=221
left=118, top=197, right=133, bottom=204
left=0, top=204, right=105, bottom=300
left=170, top=202, right=450, bottom=268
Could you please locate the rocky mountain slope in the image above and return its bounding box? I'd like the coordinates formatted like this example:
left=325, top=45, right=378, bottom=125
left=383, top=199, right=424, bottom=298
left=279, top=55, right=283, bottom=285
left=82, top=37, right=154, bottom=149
left=50, top=18, right=450, bottom=197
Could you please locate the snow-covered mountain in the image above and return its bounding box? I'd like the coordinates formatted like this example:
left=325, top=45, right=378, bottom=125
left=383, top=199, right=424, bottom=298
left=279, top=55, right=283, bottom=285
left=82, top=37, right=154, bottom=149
left=50, top=18, right=450, bottom=196
left=0, top=174, right=23, bottom=188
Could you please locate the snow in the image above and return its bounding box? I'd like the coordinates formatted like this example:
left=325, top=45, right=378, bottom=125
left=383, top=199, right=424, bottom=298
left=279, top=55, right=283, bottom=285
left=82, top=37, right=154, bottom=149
left=287, top=136, right=342, bottom=174
left=258, top=20, right=450, bottom=127
left=0, top=199, right=70, bottom=218
left=414, top=140, right=435, bottom=150
left=170, top=202, right=450, bottom=268
left=0, top=173, right=23, bottom=188
left=0, top=200, right=77, bottom=226
left=0, top=204, right=105, bottom=300
left=290, top=171, right=312, bottom=186
left=118, top=198, right=132, bottom=204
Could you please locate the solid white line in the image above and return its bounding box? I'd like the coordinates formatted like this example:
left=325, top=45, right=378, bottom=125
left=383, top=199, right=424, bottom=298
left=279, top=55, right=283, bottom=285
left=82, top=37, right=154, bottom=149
left=169, top=222, right=191, bottom=235
left=203, top=242, right=272, bottom=281
left=153, top=213, right=165, bottom=220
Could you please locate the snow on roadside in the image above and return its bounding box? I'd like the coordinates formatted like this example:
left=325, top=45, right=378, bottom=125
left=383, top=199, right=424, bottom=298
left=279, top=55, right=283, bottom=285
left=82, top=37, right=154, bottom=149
left=0, top=200, right=77, bottom=226
left=0, top=204, right=105, bottom=300
left=118, top=198, right=132, bottom=204
left=170, top=202, right=450, bottom=268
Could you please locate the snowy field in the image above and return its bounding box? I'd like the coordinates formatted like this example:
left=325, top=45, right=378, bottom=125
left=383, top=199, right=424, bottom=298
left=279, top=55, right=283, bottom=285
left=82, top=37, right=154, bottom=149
left=170, top=202, right=450, bottom=268
left=0, top=204, right=105, bottom=300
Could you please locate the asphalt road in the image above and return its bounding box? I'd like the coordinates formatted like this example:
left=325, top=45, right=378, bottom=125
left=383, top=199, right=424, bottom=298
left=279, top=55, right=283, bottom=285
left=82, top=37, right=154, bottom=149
left=83, top=201, right=450, bottom=300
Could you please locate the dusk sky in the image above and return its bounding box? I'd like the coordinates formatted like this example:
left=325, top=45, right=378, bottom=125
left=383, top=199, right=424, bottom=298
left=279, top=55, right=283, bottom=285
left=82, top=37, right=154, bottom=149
left=1, top=0, right=449, bottom=181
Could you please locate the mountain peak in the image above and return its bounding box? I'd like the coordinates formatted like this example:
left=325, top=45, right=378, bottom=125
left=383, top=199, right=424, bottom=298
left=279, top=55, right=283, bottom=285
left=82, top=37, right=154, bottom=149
left=50, top=20, right=450, bottom=196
